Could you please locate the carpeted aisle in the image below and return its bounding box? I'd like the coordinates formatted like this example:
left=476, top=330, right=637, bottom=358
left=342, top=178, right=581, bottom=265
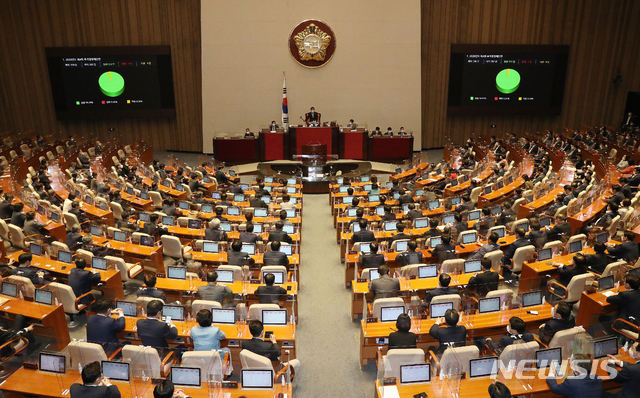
left=295, top=194, right=377, bottom=398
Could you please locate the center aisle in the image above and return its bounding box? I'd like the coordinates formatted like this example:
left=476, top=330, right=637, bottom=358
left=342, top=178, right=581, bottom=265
left=295, top=194, right=377, bottom=398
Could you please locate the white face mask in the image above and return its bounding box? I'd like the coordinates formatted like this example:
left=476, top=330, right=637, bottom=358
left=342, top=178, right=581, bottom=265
left=506, top=325, right=512, bottom=334
left=550, top=307, right=556, bottom=318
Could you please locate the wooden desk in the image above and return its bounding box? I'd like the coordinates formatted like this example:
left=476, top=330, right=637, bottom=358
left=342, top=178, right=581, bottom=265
left=359, top=304, right=553, bottom=368
left=1, top=367, right=291, bottom=398
left=390, top=163, right=429, bottom=182
left=443, top=168, right=493, bottom=198
left=191, top=252, right=300, bottom=266
left=92, top=237, right=165, bottom=274
left=519, top=247, right=595, bottom=292
left=575, top=286, right=625, bottom=328
left=368, top=136, right=414, bottom=162
left=0, top=298, right=70, bottom=349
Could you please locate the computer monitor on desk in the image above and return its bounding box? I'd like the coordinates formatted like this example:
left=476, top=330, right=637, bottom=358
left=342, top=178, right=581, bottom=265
left=428, top=200, right=440, bottom=211
left=39, top=352, right=66, bottom=374
left=400, top=364, right=431, bottom=384
left=227, top=206, right=240, bottom=216
left=138, top=212, right=150, bottom=223
left=171, top=367, right=201, bottom=387
left=211, top=308, right=236, bottom=324
left=91, top=225, right=103, bottom=237
left=102, top=361, right=130, bottom=382
left=595, top=231, right=608, bottom=243
left=92, top=257, right=107, bottom=270
left=383, top=221, right=397, bottom=231
left=283, top=224, right=295, bottom=234
left=115, top=300, right=138, bottom=317
left=593, top=336, right=618, bottom=358
left=262, top=271, right=284, bottom=284
left=537, top=248, right=553, bottom=262
left=113, top=231, right=127, bottom=242
left=414, top=218, right=429, bottom=229
left=163, top=305, right=185, bottom=321
left=254, top=208, right=268, bottom=218
left=140, top=236, right=154, bottom=247
left=469, top=210, right=481, bottom=221
left=242, top=243, right=256, bottom=255
left=478, top=297, right=501, bottom=313
left=429, top=237, right=442, bottom=249
left=430, top=302, right=453, bottom=319
left=35, top=289, right=53, bottom=305
left=598, top=275, right=615, bottom=291
left=167, top=266, right=187, bottom=280
left=368, top=269, right=379, bottom=281
left=493, top=226, right=505, bottom=238
left=443, top=215, right=455, bottom=225
left=202, top=241, right=219, bottom=254
left=216, top=270, right=234, bottom=283
left=29, top=243, right=43, bottom=256
left=469, top=357, right=498, bottom=378
left=464, top=260, right=482, bottom=274
left=462, top=231, right=477, bottom=244
left=394, top=240, right=408, bottom=252
left=568, top=240, right=583, bottom=254
left=162, top=216, right=175, bottom=226
left=187, top=219, right=202, bottom=230
left=280, top=244, right=293, bottom=256
left=522, top=290, right=543, bottom=307
left=241, top=369, right=274, bottom=389
left=535, top=347, right=562, bottom=369
left=58, top=250, right=72, bottom=264
left=262, top=309, right=287, bottom=325
left=380, top=306, right=405, bottom=322
left=418, top=265, right=437, bottom=279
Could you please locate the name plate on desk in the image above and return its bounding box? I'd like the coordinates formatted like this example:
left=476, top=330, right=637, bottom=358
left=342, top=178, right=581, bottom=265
left=357, top=278, right=367, bottom=283
left=250, top=279, right=261, bottom=284
left=228, top=340, right=240, bottom=347
left=366, top=317, right=378, bottom=323
left=382, top=377, right=397, bottom=385
left=222, top=381, right=238, bottom=388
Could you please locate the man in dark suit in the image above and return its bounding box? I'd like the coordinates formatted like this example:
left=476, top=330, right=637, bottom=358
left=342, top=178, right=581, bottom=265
left=468, top=232, right=500, bottom=261
left=396, top=240, right=423, bottom=266
left=359, top=242, right=386, bottom=270
left=248, top=193, right=267, bottom=209
left=539, top=301, right=575, bottom=344
left=607, top=230, right=640, bottom=262
left=406, top=203, right=423, bottom=221
left=239, top=222, right=262, bottom=244
left=586, top=242, right=608, bottom=274
left=468, top=258, right=499, bottom=296
left=142, top=214, right=169, bottom=238
left=607, top=184, right=626, bottom=206
left=352, top=219, right=375, bottom=243
left=86, top=298, right=125, bottom=348
left=547, top=354, right=602, bottom=398
left=428, top=309, right=467, bottom=355
left=214, top=167, right=229, bottom=185
left=70, top=361, right=121, bottom=398
left=497, top=201, right=517, bottom=226
left=369, top=265, right=400, bottom=300
left=390, top=222, right=411, bottom=243
left=606, top=275, right=640, bottom=325
left=455, top=195, right=474, bottom=213
left=136, top=274, right=167, bottom=303
left=525, top=218, right=547, bottom=249
left=0, top=193, right=14, bottom=220
left=480, top=316, right=534, bottom=354
left=452, top=213, right=468, bottom=235
left=10, top=202, right=25, bottom=228
left=501, top=227, right=531, bottom=274
left=136, top=300, right=178, bottom=348
left=305, top=107, right=320, bottom=125
left=423, top=273, right=458, bottom=304
left=553, top=253, right=589, bottom=292
left=380, top=205, right=396, bottom=222
left=197, top=271, right=232, bottom=305
left=204, top=218, right=227, bottom=242
left=605, top=340, right=640, bottom=398
left=546, top=214, right=571, bottom=240
left=263, top=241, right=290, bottom=268
left=226, top=239, right=255, bottom=267
left=488, top=382, right=511, bottom=398
left=11, top=253, right=44, bottom=286
left=255, top=273, right=287, bottom=304
left=69, top=201, right=86, bottom=224
left=475, top=207, right=496, bottom=234
left=388, top=313, right=417, bottom=350
left=268, top=221, right=293, bottom=244
left=242, top=320, right=301, bottom=372
left=433, top=234, right=456, bottom=263
left=69, top=258, right=101, bottom=305
left=422, top=218, right=442, bottom=238
left=66, top=225, right=84, bottom=251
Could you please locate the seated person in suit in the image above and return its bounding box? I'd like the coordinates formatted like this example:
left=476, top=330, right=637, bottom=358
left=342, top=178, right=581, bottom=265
left=380, top=205, right=396, bottom=222
left=213, top=206, right=228, bottom=221
left=479, top=316, right=534, bottom=354
left=546, top=214, right=571, bottom=241
left=538, top=301, right=575, bottom=344
left=249, top=193, right=268, bottom=209
left=545, top=195, right=565, bottom=216
left=280, top=194, right=295, bottom=210
left=10, top=202, right=25, bottom=228
left=239, top=222, right=262, bottom=244
left=69, top=258, right=101, bottom=305
left=396, top=240, right=423, bottom=266
left=452, top=212, right=468, bottom=235
left=428, top=309, right=467, bottom=355
left=384, top=127, right=394, bottom=136
left=526, top=218, right=547, bottom=249
left=388, top=313, right=417, bottom=350
left=455, top=195, right=474, bottom=213
left=468, top=258, right=499, bottom=296
left=255, top=273, right=287, bottom=304
left=586, top=242, right=608, bottom=274
left=191, top=309, right=227, bottom=355
left=488, top=382, right=511, bottom=398
left=406, top=203, right=423, bottom=221
left=547, top=354, right=602, bottom=398
left=348, top=208, right=367, bottom=230
left=269, top=121, right=279, bottom=132
left=86, top=298, right=125, bottom=350
left=277, top=209, right=293, bottom=225
left=198, top=271, right=232, bottom=305
left=305, top=106, right=320, bottom=126
left=433, top=233, right=456, bottom=263
left=368, top=265, right=400, bottom=300
left=601, top=275, right=640, bottom=330
left=422, top=218, right=442, bottom=238
left=227, top=240, right=255, bottom=267
left=605, top=339, right=640, bottom=398
left=268, top=221, right=293, bottom=244
left=70, top=361, right=121, bottom=398
left=137, top=274, right=167, bottom=303
left=607, top=230, right=640, bottom=262
left=501, top=227, right=530, bottom=275
left=242, top=320, right=301, bottom=373
left=550, top=253, right=588, bottom=296
left=153, top=379, right=191, bottom=398
left=423, top=273, right=458, bottom=305
left=66, top=225, right=84, bottom=251
left=475, top=207, right=496, bottom=233
left=142, top=214, right=169, bottom=237
left=467, top=232, right=500, bottom=261
left=359, top=242, right=386, bottom=270
left=352, top=219, right=375, bottom=243
left=136, top=300, right=178, bottom=348
left=69, top=201, right=86, bottom=224
left=11, top=253, right=44, bottom=286
left=263, top=241, right=290, bottom=268
left=390, top=222, right=411, bottom=242
left=204, top=218, right=227, bottom=242
left=497, top=201, right=517, bottom=226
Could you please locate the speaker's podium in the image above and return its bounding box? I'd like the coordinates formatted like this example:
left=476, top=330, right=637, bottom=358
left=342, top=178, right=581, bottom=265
left=289, top=126, right=339, bottom=156
left=259, top=129, right=290, bottom=161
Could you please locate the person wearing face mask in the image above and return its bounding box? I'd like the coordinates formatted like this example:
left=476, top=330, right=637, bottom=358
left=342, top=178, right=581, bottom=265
left=476, top=316, right=533, bottom=353
left=605, top=339, right=640, bottom=398
left=305, top=107, right=320, bottom=126
left=599, top=275, right=640, bottom=334
left=606, top=231, right=640, bottom=262
left=538, top=301, right=575, bottom=345
left=547, top=353, right=602, bottom=398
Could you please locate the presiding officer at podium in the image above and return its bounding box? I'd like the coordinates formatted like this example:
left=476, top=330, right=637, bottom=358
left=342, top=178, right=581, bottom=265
left=305, top=107, right=321, bottom=126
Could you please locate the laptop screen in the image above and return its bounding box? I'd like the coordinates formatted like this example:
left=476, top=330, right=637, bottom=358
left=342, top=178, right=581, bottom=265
left=140, top=191, right=149, bottom=200
left=211, top=308, right=236, bottom=324
left=394, top=240, right=408, bottom=252
left=116, top=300, right=137, bottom=317
left=242, top=243, right=256, bottom=255
left=211, top=192, right=221, bottom=200
left=35, top=289, right=53, bottom=305
left=102, top=361, right=130, bottom=382
left=400, top=364, right=431, bottom=384
left=569, top=240, right=582, bottom=254
left=201, top=204, right=213, bottom=213
left=285, top=209, right=296, bottom=218
left=91, top=225, right=102, bottom=237
left=493, top=227, right=505, bottom=238
left=361, top=176, right=370, bottom=183
left=287, top=178, right=296, bottom=186
left=469, top=210, right=481, bottom=221
left=347, top=208, right=358, bottom=217
left=369, top=195, right=380, bottom=203
left=430, top=302, right=453, bottom=318
left=216, top=270, right=234, bottom=283
left=593, top=336, right=618, bottom=359
left=227, top=206, right=240, bottom=216
left=113, top=231, right=127, bottom=242
left=171, top=367, right=201, bottom=387
left=50, top=212, right=60, bottom=222
left=280, top=244, right=293, bottom=256
left=484, top=186, right=492, bottom=195
left=178, top=201, right=189, bottom=210
left=522, top=290, right=543, bottom=307
left=596, top=231, right=608, bottom=243
left=380, top=306, right=405, bottom=322
left=139, top=212, right=150, bottom=222
left=187, top=219, right=202, bottom=230
left=92, top=257, right=107, bottom=270
left=283, top=224, right=295, bottom=234
left=241, top=369, right=273, bottom=389
left=478, top=297, right=501, bottom=313
left=414, top=218, right=429, bottom=229
left=58, top=250, right=72, bottom=264
left=39, top=352, right=66, bottom=374
left=598, top=275, right=615, bottom=291
left=167, top=266, right=186, bottom=280
left=450, top=197, right=461, bottom=206
left=429, top=237, right=442, bottom=248
left=262, top=309, right=287, bottom=325
left=254, top=208, right=268, bottom=217
left=469, top=357, right=498, bottom=378
left=163, top=305, right=185, bottom=321
left=339, top=186, right=350, bottom=194
left=428, top=200, right=440, bottom=210
left=220, top=222, right=232, bottom=232
left=537, top=248, right=552, bottom=261
left=376, top=206, right=385, bottom=216
left=140, top=235, right=154, bottom=247
left=535, top=347, right=562, bottom=369
left=368, top=269, right=379, bottom=280
left=262, top=271, right=284, bottom=284
left=443, top=215, right=455, bottom=225
left=462, top=231, right=477, bottom=244
left=203, top=241, right=219, bottom=253
left=539, top=217, right=552, bottom=228
left=234, top=194, right=244, bottom=202
left=418, top=265, right=437, bottom=279
left=384, top=221, right=397, bottom=231
left=30, top=243, right=43, bottom=256
left=162, top=216, right=175, bottom=226
left=464, top=260, right=482, bottom=274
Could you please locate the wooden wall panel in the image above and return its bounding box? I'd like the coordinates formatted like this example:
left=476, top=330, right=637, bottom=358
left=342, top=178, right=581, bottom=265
left=0, top=0, right=202, bottom=152
left=422, top=0, right=640, bottom=148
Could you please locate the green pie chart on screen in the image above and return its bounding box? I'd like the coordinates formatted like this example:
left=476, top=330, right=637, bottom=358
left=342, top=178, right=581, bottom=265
left=98, top=71, right=125, bottom=97
left=496, top=68, right=520, bottom=94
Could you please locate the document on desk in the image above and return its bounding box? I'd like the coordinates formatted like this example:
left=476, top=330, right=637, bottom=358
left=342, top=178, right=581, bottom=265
left=381, top=386, right=401, bottom=398
left=602, top=291, right=616, bottom=297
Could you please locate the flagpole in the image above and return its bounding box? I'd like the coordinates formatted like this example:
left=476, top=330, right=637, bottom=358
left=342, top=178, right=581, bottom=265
left=282, top=72, right=289, bottom=133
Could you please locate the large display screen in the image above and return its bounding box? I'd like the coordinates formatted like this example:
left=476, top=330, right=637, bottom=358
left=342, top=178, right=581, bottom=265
left=448, top=44, right=569, bottom=115
left=45, top=46, right=175, bottom=120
